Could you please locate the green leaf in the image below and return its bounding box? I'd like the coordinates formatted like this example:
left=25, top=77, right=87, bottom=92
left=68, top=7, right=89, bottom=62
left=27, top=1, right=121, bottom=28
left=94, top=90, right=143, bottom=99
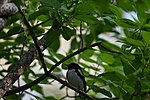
left=5, top=94, right=22, bottom=100
left=15, top=35, right=24, bottom=44
left=90, top=85, right=112, bottom=98
left=123, top=93, right=131, bottom=100
left=122, top=38, right=144, bottom=46
left=142, top=31, right=150, bottom=44
left=121, top=58, right=136, bottom=75
left=75, top=15, right=99, bottom=24
left=116, top=0, right=133, bottom=11
left=61, top=27, right=76, bottom=40
left=99, top=39, right=122, bottom=53
left=81, top=49, right=94, bottom=57
left=7, top=13, right=21, bottom=25
left=115, top=18, right=138, bottom=28
left=109, top=4, right=122, bottom=18
left=7, top=26, right=22, bottom=36
left=70, top=37, right=79, bottom=50
left=49, top=38, right=60, bottom=51
left=29, top=7, right=51, bottom=21
left=85, top=33, right=95, bottom=46
left=94, top=0, right=110, bottom=13
left=103, top=65, right=124, bottom=76
left=45, top=30, right=60, bottom=46
left=34, top=27, right=45, bottom=36
left=75, top=1, right=95, bottom=15
left=122, top=52, right=135, bottom=61
left=40, top=0, right=61, bottom=9
left=109, top=84, right=126, bottom=97
left=99, top=53, right=115, bottom=65
left=102, top=72, right=124, bottom=82
left=80, top=53, right=97, bottom=63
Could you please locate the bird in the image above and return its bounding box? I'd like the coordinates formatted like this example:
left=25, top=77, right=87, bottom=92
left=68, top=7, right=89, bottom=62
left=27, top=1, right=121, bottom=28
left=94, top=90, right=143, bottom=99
left=66, top=63, right=86, bottom=98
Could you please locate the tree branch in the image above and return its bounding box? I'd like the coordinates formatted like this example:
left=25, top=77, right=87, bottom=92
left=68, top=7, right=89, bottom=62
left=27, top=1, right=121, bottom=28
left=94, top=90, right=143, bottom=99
left=4, top=42, right=102, bottom=99
left=0, top=20, right=61, bottom=98
left=49, top=42, right=102, bottom=72
left=18, top=6, right=48, bottom=73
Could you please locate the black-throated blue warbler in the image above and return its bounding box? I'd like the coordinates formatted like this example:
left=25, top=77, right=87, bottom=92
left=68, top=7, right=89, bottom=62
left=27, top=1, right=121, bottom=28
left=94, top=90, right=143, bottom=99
left=66, top=63, right=86, bottom=98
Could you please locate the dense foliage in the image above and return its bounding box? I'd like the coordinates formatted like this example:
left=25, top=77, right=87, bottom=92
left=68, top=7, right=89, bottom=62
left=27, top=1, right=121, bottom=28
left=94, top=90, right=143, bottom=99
left=1, top=0, right=150, bottom=99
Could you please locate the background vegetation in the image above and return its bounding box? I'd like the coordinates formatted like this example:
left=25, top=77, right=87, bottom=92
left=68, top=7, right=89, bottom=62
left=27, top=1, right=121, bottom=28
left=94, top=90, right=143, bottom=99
left=0, top=0, right=150, bottom=99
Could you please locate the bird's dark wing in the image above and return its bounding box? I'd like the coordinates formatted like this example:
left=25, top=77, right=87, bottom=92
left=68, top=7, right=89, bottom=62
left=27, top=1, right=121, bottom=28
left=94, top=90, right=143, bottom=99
left=75, top=69, right=86, bottom=92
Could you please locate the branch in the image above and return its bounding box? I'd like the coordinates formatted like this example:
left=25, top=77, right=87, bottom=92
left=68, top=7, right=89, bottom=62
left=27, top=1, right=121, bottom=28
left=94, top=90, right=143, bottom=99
left=4, top=74, right=47, bottom=97
left=4, top=42, right=102, bottom=99
left=18, top=6, right=47, bottom=73
left=49, top=42, right=102, bottom=72
left=48, top=73, right=95, bottom=100
left=79, top=21, right=84, bottom=49
left=0, top=20, right=61, bottom=98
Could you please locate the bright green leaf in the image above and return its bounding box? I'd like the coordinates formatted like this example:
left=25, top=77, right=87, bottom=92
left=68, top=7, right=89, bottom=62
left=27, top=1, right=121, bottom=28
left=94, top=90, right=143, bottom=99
left=142, top=31, right=150, bottom=44
left=100, top=53, right=115, bottom=65
left=109, top=4, right=122, bottom=18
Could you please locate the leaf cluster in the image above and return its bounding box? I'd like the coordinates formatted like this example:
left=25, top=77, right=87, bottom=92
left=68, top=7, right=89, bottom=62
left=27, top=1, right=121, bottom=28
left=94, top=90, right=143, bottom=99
left=1, top=0, right=150, bottom=100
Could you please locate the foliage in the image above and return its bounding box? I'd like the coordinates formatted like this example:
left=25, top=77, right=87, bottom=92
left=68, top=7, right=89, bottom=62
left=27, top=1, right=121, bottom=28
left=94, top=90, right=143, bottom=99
left=0, top=0, right=150, bottom=99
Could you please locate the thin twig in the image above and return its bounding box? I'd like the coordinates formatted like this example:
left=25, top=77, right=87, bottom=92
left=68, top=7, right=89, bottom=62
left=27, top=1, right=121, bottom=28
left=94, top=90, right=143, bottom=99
left=80, top=21, right=84, bottom=49
left=49, top=42, right=102, bottom=72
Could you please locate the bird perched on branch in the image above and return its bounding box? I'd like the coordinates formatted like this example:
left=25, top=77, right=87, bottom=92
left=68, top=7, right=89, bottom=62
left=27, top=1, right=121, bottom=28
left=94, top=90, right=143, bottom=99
left=66, top=63, right=86, bottom=99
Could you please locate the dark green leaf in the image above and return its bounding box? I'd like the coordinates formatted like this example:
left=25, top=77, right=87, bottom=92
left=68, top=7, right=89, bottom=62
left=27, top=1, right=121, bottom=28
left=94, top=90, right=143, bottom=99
left=29, top=7, right=51, bottom=21
left=116, top=0, right=133, bottom=11
left=94, top=0, right=110, bottom=13
left=61, top=27, right=76, bottom=40
left=85, top=33, right=95, bottom=46
left=102, top=72, right=125, bottom=82
left=75, top=15, right=99, bottom=24
left=7, top=26, right=22, bottom=36
left=121, top=58, right=136, bottom=75
left=45, top=30, right=60, bottom=46
left=90, top=85, right=112, bottom=98
left=34, top=27, right=45, bottom=36
left=40, top=0, right=61, bottom=9
left=49, top=38, right=60, bottom=51
left=75, top=1, right=95, bottom=15
left=7, top=13, right=21, bottom=25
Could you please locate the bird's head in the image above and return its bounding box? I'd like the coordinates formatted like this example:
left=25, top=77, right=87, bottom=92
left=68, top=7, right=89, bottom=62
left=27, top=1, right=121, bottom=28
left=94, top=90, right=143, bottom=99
left=66, top=63, right=81, bottom=70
